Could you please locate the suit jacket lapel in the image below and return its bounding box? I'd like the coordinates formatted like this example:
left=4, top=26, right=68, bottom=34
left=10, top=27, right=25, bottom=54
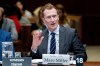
left=59, top=26, right=65, bottom=54
left=40, top=26, right=67, bottom=54
left=40, top=29, right=49, bottom=54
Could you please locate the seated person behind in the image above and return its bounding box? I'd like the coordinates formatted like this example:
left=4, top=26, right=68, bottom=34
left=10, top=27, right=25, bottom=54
left=30, top=3, right=87, bottom=63
left=0, top=29, right=15, bottom=61
left=0, top=4, right=18, bottom=41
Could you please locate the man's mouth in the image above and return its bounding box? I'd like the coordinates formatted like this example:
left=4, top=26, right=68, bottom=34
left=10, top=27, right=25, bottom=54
left=51, top=23, right=55, bottom=25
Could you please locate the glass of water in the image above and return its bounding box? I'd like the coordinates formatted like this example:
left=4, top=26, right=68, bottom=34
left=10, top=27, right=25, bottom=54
left=2, top=42, right=13, bottom=58
left=15, top=52, right=21, bottom=58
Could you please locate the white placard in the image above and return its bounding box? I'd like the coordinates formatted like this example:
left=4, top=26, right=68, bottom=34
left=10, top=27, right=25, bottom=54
left=42, top=54, right=70, bottom=65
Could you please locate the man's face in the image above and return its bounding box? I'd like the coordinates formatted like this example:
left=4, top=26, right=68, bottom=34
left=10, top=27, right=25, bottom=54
left=42, top=8, right=59, bottom=31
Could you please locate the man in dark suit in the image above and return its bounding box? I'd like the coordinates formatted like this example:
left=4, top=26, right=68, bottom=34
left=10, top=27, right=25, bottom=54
left=0, top=29, right=14, bottom=61
left=31, top=3, right=87, bottom=63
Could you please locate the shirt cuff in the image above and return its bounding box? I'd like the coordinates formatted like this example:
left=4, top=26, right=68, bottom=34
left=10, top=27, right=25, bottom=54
left=31, top=47, right=37, bottom=53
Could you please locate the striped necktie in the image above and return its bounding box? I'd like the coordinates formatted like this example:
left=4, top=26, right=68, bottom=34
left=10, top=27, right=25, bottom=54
left=50, top=32, right=56, bottom=54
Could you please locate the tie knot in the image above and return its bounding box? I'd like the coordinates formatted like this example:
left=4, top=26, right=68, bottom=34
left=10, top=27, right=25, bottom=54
left=51, top=32, right=55, bottom=36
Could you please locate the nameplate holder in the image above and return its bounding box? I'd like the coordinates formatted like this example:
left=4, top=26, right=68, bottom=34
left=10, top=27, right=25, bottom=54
left=2, top=57, right=32, bottom=66
left=76, top=55, right=84, bottom=66
left=42, top=54, right=70, bottom=65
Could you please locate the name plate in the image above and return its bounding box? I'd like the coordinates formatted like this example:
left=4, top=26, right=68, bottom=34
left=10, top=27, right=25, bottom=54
left=42, top=54, right=70, bottom=65
left=2, top=57, right=32, bottom=66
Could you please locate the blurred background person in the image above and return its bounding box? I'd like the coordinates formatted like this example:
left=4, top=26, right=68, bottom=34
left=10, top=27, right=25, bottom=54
left=31, top=6, right=46, bottom=37
left=33, top=6, right=46, bottom=30
left=36, top=7, right=46, bottom=30
left=0, top=4, right=18, bottom=41
left=5, top=5, right=22, bottom=34
left=0, top=29, right=15, bottom=61
left=56, top=4, right=71, bottom=27
left=15, top=0, right=31, bottom=26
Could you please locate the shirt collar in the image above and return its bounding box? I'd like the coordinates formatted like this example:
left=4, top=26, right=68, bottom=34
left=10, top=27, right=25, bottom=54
left=49, top=25, right=59, bottom=36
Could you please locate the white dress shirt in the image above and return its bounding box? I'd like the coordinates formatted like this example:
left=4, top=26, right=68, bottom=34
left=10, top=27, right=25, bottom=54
left=47, top=25, right=59, bottom=54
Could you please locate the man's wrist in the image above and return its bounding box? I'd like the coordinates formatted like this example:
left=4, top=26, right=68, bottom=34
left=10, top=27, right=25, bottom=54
left=31, top=47, right=37, bottom=53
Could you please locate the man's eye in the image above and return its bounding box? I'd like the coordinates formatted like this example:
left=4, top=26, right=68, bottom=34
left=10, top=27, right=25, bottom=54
left=47, top=16, right=51, bottom=19
left=52, top=15, right=57, bottom=18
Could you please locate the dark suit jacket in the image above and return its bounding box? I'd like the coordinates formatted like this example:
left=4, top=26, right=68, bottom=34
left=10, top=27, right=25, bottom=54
left=31, top=26, right=87, bottom=65
left=0, top=29, right=13, bottom=61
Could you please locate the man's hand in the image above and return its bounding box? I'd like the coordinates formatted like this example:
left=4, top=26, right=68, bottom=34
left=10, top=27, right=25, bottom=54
left=31, top=30, right=44, bottom=50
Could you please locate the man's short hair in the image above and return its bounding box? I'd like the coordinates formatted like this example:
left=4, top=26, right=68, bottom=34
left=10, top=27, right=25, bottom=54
left=40, top=3, right=58, bottom=18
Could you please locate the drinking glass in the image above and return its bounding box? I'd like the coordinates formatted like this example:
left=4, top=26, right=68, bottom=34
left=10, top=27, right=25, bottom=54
left=15, top=52, right=21, bottom=58
left=2, top=42, right=13, bottom=58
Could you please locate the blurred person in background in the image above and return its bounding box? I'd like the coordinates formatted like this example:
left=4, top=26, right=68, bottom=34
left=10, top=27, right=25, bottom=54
left=0, top=29, right=15, bottom=61
left=15, top=0, right=31, bottom=26
left=0, top=4, right=18, bottom=41
left=36, top=7, right=46, bottom=30
left=56, top=4, right=71, bottom=27
left=33, top=6, right=46, bottom=30
left=5, top=5, right=22, bottom=34
left=31, top=6, right=46, bottom=38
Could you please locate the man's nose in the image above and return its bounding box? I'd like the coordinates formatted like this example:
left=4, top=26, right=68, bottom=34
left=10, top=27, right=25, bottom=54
left=51, top=17, right=54, bottom=21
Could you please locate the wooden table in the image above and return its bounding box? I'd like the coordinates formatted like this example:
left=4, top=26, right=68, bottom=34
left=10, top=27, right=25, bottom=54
left=1, top=61, right=100, bottom=66
left=84, top=62, right=100, bottom=66
left=32, top=62, right=100, bottom=66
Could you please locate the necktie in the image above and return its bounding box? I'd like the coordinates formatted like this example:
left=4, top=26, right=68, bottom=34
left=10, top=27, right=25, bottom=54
left=50, top=32, right=56, bottom=54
